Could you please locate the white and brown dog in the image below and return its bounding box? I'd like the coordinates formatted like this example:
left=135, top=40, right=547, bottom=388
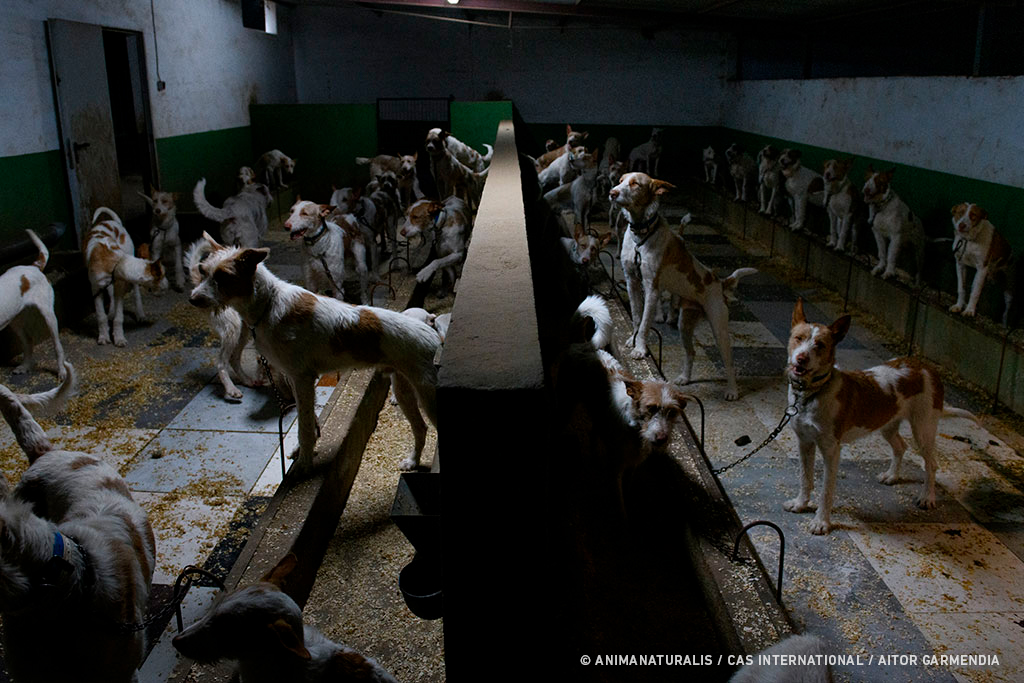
left=0, top=366, right=157, bottom=683
left=725, top=143, right=757, bottom=203
left=255, top=149, right=296, bottom=190
left=703, top=146, right=718, bottom=185
left=330, top=186, right=380, bottom=276
left=822, top=158, right=865, bottom=253
left=628, top=127, right=664, bottom=177
left=284, top=200, right=370, bottom=304
left=194, top=178, right=272, bottom=248
left=535, top=124, right=588, bottom=172
left=188, top=235, right=440, bottom=473
left=173, top=553, right=397, bottom=683
left=0, top=230, right=67, bottom=380
left=423, top=131, right=490, bottom=210
left=779, top=148, right=825, bottom=232
left=400, top=197, right=472, bottom=296
left=424, top=128, right=493, bottom=173
left=757, top=144, right=784, bottom=216
left=356, top=153, right=423, bottom=210
left=785, top=298, right=976, bottom=534
left=561, top=224, right=612, bottom=269
left=611, top=172, right=757, bottom=401
left=138, top=186, right=185, bottom=291
left=862, top=167, right=925, bottom=284
left=84, top=208, right=168, bottom=347
left=949, top=202, right=1013, bottom=324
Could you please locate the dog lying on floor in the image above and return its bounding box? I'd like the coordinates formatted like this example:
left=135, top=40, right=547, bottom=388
left=611, top=172, right=757, bottom=400
left=84, top=208, right=168, bottom=347
left=0, top=365, right=157, bottom=683
left=188, top=234, right=440, bottom=473
left=194, top=178, right=273, bottom=248
left=173, top=553, right=398, bottom=683
left=138, top=186, right=185, bottom=290
left=784, top=298, right=976, bottom=534
left=0, top=229, right=68, bottom=380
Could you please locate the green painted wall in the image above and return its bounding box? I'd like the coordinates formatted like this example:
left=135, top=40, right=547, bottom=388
left=450, top=101, right=512, bottom=156
left=250, top=104, right=377, bottom=204
left=0, top=150, right=72, bottom=247
left=156, top=126, right=254, bottom=207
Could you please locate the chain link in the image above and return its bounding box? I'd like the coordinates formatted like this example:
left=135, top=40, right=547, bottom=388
left=113, top=565, right=225, bottom=634
left=712, top=402, right=799, bottom=476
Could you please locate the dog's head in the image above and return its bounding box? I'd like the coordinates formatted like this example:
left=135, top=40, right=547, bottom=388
left=279, top=154, right=297, bottom=176
left=401, top=199, right=444, bottom=239
left=238, top=166, right=256, bottom=186
left=565, top=124, right=589, bottom=147
left=822, top=158, right=853, bottom=183
left=424, top=128, right=449, bottom=156
left=778, top=148, right=803, bottom=174
left=649, top=127, right=664, bottom=144
left=951, top=202, right=988, bottom=239
left=377, top=170, right=399, bottom=193
left=284, top=200, right=334, bottom=241
left=138, top=186, right=179, bottom=222
left=173, top=553, right=309, bottom=665
left=568, top=225, right=612, bottom=266
left=609, top=172, right=675, bottom=214
left=623, top=380, right=689, bottom=452
left=329, top=186, right=362, bottom=214
left=703, top=146, right=716, bottom=162
left=135, top=243, right=169, bottom=292
left=188, top=233, right=269, bottom=309
left=241, top=182, right=273, bottom=208
left=758, top=145, right=779, bottom=163
left=0, top=500, right=66, bottom=615
left=398, top=154, right=418, bottom=179
left=862, top=166, right=895, bottom=204
left=725, top=143, right=743, bottom=164
left=566, top=145, right=590, bottom=170
left=787, top=298, right=850, bottom=385
left=544, top=139, right=559, bottom=152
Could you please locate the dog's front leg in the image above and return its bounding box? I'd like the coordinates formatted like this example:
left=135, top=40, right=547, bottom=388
left=965, top=265, right=988, bottom=316
left=673, top=307, right=701, bottom=386
left=292, top=373, right=319, bottom=474
left=871, top=229, right=888, bottom=276
left=882, top=234, right=900, bottom=279
left=950, top=260, right=968, bottom=313
left=629, top=280, right=659, bottom=360
left=133, top=284, right=147, bottom=322
left=172, top=240, right=185, bottom=292
left=784, top=437, right=818, bottom=514
left=392, top=373, right=427, bottom=471
left=810, top=440, right=840, bottom=535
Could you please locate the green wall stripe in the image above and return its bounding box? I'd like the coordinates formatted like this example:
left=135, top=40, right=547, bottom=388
left=156, top=126, right=253, bottom=205
left=0, top=150, right=72, bottom=247
left=450, top=101, right=513, bottom=155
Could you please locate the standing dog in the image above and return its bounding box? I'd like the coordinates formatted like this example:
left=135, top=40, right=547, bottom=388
left=785, top=298, right=976, bottom=534
left=173, top=553, right=398, bottom=683
left=862, top=167, right=925, bottom=284
left=725, top=143, right=757, bottom=203
left=538, top=145, right=588, bottom=194
left=0, top=230, right=67, bottom=380
left=611, top=172, right=757, bottom=400
left=400, top=197, right=471, bottom=296
left=628, top=127, right=664, bottom=176
left=779, top=148, right=825, bottom=231
left=238, top=166, right=257, bottom=188
left=255, top=149, right=296, bottom=190
left=188, top=235, right=440, bottom=472
left=423, top=128, right=493, bottom=173
left=423, top=132, right=490, bottom=211
left=330, top=186, right=381, bottom=275
left=356, top=154, right=423, bottom=210
left=822, top=158, right=865, bottom=253
left=0, top=366, right=157, bottom=683
left=949, top=202, right=1014, bottom=323
left=284, top=200, right=370, bottom=304
left=535, top=124, right=588, bottom=171
left=193, top=178, right=272, bottom=248
left=757, top=145, right=784, bottom=216
left=138, top=186, right=185, bottom=290
left=84, top=208, right=168, bottom=347
left=703, top=146, right=718, bottom=185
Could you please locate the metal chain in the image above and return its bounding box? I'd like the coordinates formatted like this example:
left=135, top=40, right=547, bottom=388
left=114, top=565, right=225, bottom=634
left=712, top=402, right=799, bottom=476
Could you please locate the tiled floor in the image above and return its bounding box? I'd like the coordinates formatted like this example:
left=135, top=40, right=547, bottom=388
left=599, top=202, right=1024, bottom=682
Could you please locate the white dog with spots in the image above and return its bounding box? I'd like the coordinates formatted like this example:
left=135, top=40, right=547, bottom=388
left=188, top=234, right=439, bottom=473
left=284, top=200, right=370, bottom=304
left=400, top=197, right=471, bottom=296
left=785, top=298, right=976, bottom=534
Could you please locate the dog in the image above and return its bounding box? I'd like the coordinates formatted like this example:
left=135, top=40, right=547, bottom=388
left=356, top=154, right=423, bottom=210
left=367, top=171, right=402, bottom=255
left=862, top=167, right=925, bottom=284
left=173, top=553, right=398, bottom=683
left=285, top=200, right=370, bottom=304
left=611, top=173, right=757, bottom=401
left=822, top=158, right=865, bottom=253
left=423, top=128, right=493, bottom=173
left=330, top=186, right=381, bottom=275
left=538, top=145, right=588, bottom=193
left=400, top=197, right=471, bottom=295
left=535, top=124, right=588, bottom=171
left=255, top=149, right=296, bottom=190
left=188, top=235, right=440, bottom=472
left=562, top=224, right=612, bottom=269
left=0, top=230, right=68, bottom=380
left=949, top=203, right=1014, bottom=323
left=423, top=133, right=490, bottom=211
left=785, top=298, right=976, bottom=534
left=600, top=137, right=622, bottom=176
left=703, top=146, right=718, bottom=185
left=544, top=149, right=602, bottom=233
left=628, top=127, right=664, bottom=176
left=0, top=365, right=157, bottom=683
left=238, top=166, right=256, bottom=188
left=725, top=143, right=757, bottom=203
left=194, top=178, right=272, bottom=248
left=84, top=208, right=168, bottom=347
left=138, top=186, right=185, bottom=291
left=757, top=144, right=784, bottom=216
left=778, top=148, right=825, bottom=231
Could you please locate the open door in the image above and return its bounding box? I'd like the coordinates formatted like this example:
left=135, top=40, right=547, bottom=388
left=47, top=18, right=124, bottom=244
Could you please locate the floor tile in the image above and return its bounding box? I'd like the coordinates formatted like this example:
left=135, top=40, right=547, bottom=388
left=164, top=382, right=296, bottom=433
left=913, top=612, right=1024, bottom=683
left=137, top=586, right=221, bottom=683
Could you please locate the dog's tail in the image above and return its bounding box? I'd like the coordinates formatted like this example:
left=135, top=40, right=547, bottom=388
left=91, top=206, right=122, bottom=226
left=26, top=229, right=48, bottom=271
left=941, top=406, right=980, bottom=424
left=0, top=362, right=76, bottom=464
left=193, top=178, right=231, bottom=223
left=573, top=294, right=615, bottom=352
left=722, top=267, right=758, bottom=302
left=355, top=156, right=372, bottom=166
left=481, top=143, right=494, bottom=165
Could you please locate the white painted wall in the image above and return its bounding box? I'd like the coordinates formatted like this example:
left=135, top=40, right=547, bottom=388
left=0, top=0, right=297, bottom=157
left=292, top=5, right=730, bottom=126
left=721, top=76, right=1024, bottom=187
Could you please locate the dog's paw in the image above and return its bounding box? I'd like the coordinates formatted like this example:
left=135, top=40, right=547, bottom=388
left=962, top=308, right=977, bottom=318
left=949, top=303, right=963, bottom=313
left=877, top=470, right=900, bottom=485
left=225, top=387, right=244, bottom=400
left=915, top=493, right=937, bottom=510
left=671, top=372, right=692, bottom=386
left=783, top=497, right=816, bottom=513
left=399, top=454, right=420, bottom=471
left=629, top=346, right=647, bottom=360
left=114, top=337, right=128, bottom=348
left=389, top=394, right=399, bottom=406
left=808, top=517, right=832, bottom=535
left=871, top=264, right=884, bottom=276
left=97, top=336, right=110, bottom=346
left=724, top=386, right=740, bottom=401
left=12, top=364, right=29, bottom=375
left=881, top=269, right=896, bottom=280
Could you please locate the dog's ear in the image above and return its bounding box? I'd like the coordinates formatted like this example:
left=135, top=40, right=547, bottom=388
left=865, top=164, right=875, bottom=178
left=791, top=298, right=806, bottom=327
left=623, top=380, right=645, bottom=403
left=951, top=203, right=965, bottom=217
left=413, top=151, right=418, bottom=161
left=651, top=180, right=676, bottom=196
left=599, top=232, right=613, bottom=247
left=138, top=243, right=151, bottom=260
left=670, top=389, right=690, bottom=411
left=566, top=124, right=573, bottom=136
left=830, top=315, right=852, bottom=344
left=262, top=552, right=299, bottom=588
left=172, top=192, right=181, bottom=201
left=202, top=231, right=223, bottom=250
left=976, top=206, right=988, bottom=221
left=268, top=619, right=311, bottom=660
left=885, top=167, right=897, bottom=177
left=234, top=248, right=270, bottom=274
left=573, top=224, right=585, bottom=240
left=318, top=204, right=335, bottom=218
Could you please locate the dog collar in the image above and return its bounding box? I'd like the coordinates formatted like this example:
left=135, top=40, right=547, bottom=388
left=789, top=368, right=833, bottom=397
left=352, top=202, right=371, bottom=228
left=303, top=216, right=330, bottom=246
left=870, top=188, right=894, bottom=206
left=628, top=212, right=661, bottom=246
left=37, top=531, right=93, bottom=600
